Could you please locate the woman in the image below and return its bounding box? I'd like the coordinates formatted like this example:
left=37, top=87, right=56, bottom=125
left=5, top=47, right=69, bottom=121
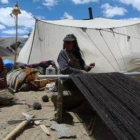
left=57, top=34, right=95, bottom=74
left=56, top=34, right=95, bottom=113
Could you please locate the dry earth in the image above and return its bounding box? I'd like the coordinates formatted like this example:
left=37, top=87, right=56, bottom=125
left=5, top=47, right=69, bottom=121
left=0, top=90, right=91, bottom=140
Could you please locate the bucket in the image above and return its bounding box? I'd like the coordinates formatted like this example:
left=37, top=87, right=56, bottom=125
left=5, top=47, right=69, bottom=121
left=3, top=59, right=14, bottom=71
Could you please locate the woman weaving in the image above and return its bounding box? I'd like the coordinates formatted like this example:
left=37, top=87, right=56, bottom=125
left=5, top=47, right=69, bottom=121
left=56, top=34, right=95, bottom=113
left=57, top=34, right=95, bottom=75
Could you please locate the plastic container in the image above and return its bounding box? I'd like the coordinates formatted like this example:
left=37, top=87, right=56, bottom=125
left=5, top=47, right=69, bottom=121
left=46, top=65, right=55, bottom=75
left=3, top=59, right=14, bottom=71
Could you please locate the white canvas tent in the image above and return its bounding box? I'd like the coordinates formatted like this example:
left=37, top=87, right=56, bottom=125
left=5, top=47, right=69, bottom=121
left=17, top=18, right=140, bottom=73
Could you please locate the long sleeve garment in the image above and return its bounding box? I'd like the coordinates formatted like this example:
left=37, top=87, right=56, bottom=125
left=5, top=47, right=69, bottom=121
left=57, top=49, right=90, bottom=74
left=0, top=53, right=4, bottom=73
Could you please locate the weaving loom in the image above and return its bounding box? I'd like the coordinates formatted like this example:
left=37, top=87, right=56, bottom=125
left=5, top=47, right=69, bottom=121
left=71, top=73, right=140, bottom=140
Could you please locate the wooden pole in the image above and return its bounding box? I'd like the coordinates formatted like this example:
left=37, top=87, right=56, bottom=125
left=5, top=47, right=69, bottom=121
left=14, top=14, right=18, bottom=68
left=40, top=125, right=50, bottom=136
left=56, top=78, right=63, bottom=123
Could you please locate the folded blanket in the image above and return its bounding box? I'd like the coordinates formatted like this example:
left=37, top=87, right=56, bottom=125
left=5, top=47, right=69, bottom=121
left=20, top=60, right=56, bottom=69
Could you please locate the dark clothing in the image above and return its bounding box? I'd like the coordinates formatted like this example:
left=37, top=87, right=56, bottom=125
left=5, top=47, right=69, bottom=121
left=0, top=53, right=7, bottom=89
left=0, top=53, right=4, bottom=73
left=57, top=49, right=90, bottom=74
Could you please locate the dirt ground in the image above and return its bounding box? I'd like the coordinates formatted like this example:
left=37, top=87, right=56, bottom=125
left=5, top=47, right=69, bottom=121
left=0, top=89, right=91, bottom=140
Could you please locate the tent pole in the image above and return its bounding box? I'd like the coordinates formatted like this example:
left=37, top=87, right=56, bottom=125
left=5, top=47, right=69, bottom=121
left=12, top=3, right=21, bottom=68
left=14, top=14, right=18, bottom=68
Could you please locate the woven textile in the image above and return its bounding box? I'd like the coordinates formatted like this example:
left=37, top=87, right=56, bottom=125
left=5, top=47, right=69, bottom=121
left=71, top=73, right=140, bottom=140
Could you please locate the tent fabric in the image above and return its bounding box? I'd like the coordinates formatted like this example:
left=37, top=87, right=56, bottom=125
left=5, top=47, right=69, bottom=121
left=17, top=18, right=140, bottom=73
left=41, top=18, right=140, bottom=29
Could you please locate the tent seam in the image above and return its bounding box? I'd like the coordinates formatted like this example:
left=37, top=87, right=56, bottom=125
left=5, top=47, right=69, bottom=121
left=27, top=19, right=37, bottom=64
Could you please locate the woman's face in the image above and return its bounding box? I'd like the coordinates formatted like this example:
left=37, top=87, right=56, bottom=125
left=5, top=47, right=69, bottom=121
left=64, top=41, right=74, bottom=51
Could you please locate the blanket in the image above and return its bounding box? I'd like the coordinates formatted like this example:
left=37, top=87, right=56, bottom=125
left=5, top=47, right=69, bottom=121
left=7, top=68, right=56, bottom=92
left=7, top=68, right=39, bottom=93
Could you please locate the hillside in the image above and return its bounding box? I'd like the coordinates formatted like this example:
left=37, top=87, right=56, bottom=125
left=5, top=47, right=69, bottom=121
left=0, top=37, right=27, bottom=57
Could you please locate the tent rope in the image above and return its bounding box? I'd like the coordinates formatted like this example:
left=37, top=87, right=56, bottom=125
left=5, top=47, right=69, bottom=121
left=99, top=30, right=122, bottom=71
left=99, top=28, right=140, bottom=40
left=85, top=31, right=117, bottom=71
left=111, top=29, right=127, bottom=71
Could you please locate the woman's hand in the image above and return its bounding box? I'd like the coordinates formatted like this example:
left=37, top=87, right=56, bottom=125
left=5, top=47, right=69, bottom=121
left=89, top=62, right=95, bottom=69
left=80, top=70, right=88, bottom=74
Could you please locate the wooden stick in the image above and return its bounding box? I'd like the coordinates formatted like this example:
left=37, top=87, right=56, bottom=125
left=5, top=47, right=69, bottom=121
left=89, top=116, right=97, bottom=136
left=56, top=79, right=63, bottom=123
left=34, top=120, right=41, bottom=125
left=22, top=112, right=32, bottom=118
left=40, top=125, right=50, bottom=136
left=34, top=120, right=50, bottom=136
left=3, top=114, right=34, bottom=140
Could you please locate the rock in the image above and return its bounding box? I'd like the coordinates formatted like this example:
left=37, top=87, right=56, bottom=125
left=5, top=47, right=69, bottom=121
left=0, top=89, right=15, bottom=105
left=51, top=124, right=76, bottom=139
left=33, top=102, right=42, bottom=110
left=42, top=95, right=49, bottom=102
